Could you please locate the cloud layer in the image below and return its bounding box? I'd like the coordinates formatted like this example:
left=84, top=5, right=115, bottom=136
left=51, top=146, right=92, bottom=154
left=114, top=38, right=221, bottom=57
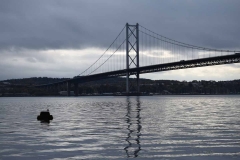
left=0, top=0, right=240, bottom=81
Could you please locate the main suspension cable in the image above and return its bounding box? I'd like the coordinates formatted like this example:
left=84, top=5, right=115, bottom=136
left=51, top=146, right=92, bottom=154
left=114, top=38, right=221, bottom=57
left=79, top=25, right=126, bottom=76
left=139, top=25, right=239, bottom=52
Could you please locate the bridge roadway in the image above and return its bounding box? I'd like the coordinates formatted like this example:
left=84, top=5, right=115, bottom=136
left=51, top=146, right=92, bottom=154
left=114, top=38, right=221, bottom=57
left=36, top=54, right=240, bottom=88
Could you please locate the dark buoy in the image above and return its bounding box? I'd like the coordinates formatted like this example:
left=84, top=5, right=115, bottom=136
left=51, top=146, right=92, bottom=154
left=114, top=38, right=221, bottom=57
left=37, top=109, right=53, bottom=122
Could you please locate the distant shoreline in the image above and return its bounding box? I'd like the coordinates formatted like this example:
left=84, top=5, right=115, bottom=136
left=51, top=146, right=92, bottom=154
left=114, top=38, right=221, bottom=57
left=1, top=94, right=240, bottom=97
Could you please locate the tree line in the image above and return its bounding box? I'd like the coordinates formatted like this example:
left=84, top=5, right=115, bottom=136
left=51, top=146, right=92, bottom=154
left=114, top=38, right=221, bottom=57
left=0, top=77, right=239, bottom=96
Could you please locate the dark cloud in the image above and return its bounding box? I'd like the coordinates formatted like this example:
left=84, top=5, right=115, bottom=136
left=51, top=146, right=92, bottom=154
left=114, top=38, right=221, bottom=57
left=0, top=0, right=240, bottom=51
left=0, top=0, right=240, bottom=80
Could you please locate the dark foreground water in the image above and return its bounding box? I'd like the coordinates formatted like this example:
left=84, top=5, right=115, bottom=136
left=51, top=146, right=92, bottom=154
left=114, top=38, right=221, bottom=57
left=0, top=96, right=239, bottom=160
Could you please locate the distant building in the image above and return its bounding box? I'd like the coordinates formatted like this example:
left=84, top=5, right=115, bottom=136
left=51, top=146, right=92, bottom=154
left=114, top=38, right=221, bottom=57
left=59, top=91, right=74, bottom=96
left=3, top=82, right=11, bottom=85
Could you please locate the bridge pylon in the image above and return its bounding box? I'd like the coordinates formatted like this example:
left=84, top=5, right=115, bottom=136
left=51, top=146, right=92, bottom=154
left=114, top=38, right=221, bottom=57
left=126, top=23, right=140, bottom=94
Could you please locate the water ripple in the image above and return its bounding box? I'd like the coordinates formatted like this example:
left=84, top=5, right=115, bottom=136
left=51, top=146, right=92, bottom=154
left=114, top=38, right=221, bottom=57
left=0, top=96, right=239, bottom=159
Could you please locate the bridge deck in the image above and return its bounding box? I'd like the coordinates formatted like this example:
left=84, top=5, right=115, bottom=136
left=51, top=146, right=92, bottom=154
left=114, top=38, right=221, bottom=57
left=36, top=54, right=240, bottom=87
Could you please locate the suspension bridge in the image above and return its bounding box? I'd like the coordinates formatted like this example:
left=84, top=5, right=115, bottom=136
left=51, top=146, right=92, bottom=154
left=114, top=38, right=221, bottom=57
left=36, top=23, right=240, bottom=96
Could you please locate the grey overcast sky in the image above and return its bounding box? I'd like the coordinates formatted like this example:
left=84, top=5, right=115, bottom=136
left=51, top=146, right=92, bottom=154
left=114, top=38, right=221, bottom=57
left=0, top=0, right=240, bottom=81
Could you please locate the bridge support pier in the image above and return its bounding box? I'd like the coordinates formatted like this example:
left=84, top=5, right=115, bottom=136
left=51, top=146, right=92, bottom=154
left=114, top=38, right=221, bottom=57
left=67, top=82, right=71, bottom=96
left=137, top=72, right=140, bottom=93
left=57, top=84, right=61, bottom=93
left=126, top=23, right=140, bottom=94
left=46, top=86, right=50, bottom=92
left=74, top=83, right=79, bottom=96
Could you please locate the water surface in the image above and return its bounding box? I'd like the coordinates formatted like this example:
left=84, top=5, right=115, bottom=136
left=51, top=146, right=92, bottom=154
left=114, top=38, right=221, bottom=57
left=0, top=96, right=239, bottom=159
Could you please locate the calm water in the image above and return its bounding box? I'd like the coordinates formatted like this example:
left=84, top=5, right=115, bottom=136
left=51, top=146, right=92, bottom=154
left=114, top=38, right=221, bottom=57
left=0, top=96, right=239, bottom=160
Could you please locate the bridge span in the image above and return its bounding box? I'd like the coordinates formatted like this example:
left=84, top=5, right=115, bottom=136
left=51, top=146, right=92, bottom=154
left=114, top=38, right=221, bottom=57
left=35, top=23, right=240, bottom=96
left=36, top=54, right=240, bottom=95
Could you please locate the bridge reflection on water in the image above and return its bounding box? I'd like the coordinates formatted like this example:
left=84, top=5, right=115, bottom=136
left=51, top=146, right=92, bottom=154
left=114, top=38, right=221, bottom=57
left=124, top=97, right=142, bottom=158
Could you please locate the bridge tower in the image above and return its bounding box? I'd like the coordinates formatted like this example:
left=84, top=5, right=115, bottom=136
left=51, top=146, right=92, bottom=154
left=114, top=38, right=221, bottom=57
left=126, top=23, right=140, bottom=94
